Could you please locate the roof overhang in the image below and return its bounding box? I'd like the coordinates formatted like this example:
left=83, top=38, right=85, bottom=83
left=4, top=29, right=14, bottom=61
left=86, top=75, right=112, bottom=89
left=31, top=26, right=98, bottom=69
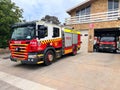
left=67, top=0, right=95, bottom=14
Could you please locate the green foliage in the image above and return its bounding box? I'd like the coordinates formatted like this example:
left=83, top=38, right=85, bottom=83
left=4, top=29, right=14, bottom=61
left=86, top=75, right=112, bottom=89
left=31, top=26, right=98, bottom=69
left=41, top=15, right=61, bottom=25
left=0, top=0, right=23, bottom=48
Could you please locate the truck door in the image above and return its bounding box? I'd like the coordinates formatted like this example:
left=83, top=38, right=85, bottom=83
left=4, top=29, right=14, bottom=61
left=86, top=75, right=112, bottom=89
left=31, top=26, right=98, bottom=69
left=64, top=32, right=73, bottom=54
left=65, top=32, right=72, bottom=47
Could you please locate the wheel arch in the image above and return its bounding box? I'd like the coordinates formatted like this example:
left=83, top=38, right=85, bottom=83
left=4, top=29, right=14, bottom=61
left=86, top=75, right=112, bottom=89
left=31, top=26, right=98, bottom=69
left=44, top=46, right=56, bottom=56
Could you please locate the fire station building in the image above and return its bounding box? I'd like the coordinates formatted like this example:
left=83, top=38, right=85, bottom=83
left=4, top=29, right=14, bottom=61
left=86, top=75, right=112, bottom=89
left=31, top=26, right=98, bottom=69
left=65, top=0, right=120, bottom=52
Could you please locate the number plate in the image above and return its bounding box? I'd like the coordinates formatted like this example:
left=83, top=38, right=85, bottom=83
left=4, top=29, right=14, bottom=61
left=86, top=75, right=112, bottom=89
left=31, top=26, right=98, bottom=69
left=105, top=47, right=109, bottom=49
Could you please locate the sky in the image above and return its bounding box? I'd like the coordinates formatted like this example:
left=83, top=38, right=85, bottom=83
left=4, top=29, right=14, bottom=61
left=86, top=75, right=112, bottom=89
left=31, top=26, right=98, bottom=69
left=11, top=0, right=84, bottom=23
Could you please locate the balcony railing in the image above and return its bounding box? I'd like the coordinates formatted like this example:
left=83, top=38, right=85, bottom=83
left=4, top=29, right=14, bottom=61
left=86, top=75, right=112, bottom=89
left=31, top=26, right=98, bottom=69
left=65, top=10, right=120, bottom=25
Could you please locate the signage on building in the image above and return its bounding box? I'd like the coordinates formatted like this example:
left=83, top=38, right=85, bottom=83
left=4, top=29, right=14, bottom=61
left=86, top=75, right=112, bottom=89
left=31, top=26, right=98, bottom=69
left=89, top=23, right=94, bottom=29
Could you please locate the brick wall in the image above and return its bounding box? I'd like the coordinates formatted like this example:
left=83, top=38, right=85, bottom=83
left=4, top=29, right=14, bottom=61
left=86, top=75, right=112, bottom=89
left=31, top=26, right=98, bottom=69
left=71, top=20, right=120, bottom=30
left=91, top=0, right=108, bottom=14
left=67, top=0, right=120, bottom=30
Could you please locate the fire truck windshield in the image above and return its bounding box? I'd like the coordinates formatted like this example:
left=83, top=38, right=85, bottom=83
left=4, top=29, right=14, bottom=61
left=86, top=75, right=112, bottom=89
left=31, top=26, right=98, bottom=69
left=100, top=37, right=115, bottom=42
left=11, top=26, right=35, bottom=40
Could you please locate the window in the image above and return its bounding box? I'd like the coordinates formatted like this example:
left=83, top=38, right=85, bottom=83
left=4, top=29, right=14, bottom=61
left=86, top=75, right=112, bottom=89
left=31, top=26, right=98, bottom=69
left=100, top=37, right=115, bottom=42
left=53, top=27, right=60, bottom=37
left=76, top=5, right=91, bottom=16
left=81, top=8, right=86, bottom=15
left=76, top=10, right=80, bottom=16
left=84, top=34, right=88, bottom=36
left=108, top=0, right=119, bottom=19
left=38, top=25, right=48, bottom=38
left=86, top=6, right=91, bottom=15
left=108, top=0, right=119, bottom=11
left=11, top=26, right=35, bottom=40
left=76, top=5, right=91, bottom=23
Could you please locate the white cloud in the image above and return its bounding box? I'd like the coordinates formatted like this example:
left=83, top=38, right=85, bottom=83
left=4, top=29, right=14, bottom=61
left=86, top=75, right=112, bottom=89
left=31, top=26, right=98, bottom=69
left=12, top=0, right=84, bottom=23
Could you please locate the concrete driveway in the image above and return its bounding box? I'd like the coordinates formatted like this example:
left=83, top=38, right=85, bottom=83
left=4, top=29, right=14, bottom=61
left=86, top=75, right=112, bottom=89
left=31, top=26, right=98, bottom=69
left=0, top=50, right=120, bottom=90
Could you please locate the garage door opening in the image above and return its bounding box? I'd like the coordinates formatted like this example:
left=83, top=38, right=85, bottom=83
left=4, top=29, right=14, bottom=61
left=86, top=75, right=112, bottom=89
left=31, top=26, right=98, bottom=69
left=93, top=28, right=120, bottom=53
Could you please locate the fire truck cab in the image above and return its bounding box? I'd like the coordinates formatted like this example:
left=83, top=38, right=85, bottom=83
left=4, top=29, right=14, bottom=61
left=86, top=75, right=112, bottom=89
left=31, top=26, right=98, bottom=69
left=9, top=21, right=81, bottom=65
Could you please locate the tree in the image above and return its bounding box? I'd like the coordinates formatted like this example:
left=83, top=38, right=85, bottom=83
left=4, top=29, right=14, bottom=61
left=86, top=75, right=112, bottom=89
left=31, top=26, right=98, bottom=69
left=41, top=15, right=61, bottom=25
left=0, top=0, right=23, bottom=48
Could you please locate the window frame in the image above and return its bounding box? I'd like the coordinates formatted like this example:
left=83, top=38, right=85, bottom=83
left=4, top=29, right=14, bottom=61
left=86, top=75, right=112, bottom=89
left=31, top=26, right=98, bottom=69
left=108, top=0, right=119, bottom=11
left=53, top=27, right=60, bottom=38
left=38, top=25, right=48, bottom=38
left=75, top=5, right=91, bottom=16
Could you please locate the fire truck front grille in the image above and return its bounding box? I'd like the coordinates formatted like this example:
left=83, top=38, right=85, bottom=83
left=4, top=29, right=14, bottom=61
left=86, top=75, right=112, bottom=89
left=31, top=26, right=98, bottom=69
left=10, top=44, right=28, bottom=60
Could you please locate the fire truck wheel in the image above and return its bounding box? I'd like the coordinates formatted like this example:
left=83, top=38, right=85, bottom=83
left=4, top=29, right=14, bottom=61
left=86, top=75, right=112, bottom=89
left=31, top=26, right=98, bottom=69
left=113, top=50, right=117, bottom=53
left=72, top=46, right=77, bottom=56
left=44, top=50, right=55, bottom=66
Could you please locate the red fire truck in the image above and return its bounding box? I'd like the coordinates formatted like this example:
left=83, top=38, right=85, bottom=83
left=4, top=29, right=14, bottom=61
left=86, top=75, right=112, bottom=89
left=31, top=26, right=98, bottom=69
left=98, top=36, right=117, bottom=53
left=9, top=21, right=81, bottom=65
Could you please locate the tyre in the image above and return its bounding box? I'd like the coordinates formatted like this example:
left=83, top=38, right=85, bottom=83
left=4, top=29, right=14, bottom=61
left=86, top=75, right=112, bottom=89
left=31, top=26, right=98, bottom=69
left=72, top=46, right=77, bottom=56
left=44, top=50, right=55, bottom=66
left=96, top=48, right=99, bottom=52
left=113, top=50, right=117, bottom=53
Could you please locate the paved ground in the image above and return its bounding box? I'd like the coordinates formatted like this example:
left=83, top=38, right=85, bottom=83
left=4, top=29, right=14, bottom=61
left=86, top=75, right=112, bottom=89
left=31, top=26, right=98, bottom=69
left=0, top=50, right=120, bottom=90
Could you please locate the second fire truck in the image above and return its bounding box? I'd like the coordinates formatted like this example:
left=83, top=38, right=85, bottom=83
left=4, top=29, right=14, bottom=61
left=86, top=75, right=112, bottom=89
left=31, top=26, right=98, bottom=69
left=9, top=21, right=81, bottom=65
